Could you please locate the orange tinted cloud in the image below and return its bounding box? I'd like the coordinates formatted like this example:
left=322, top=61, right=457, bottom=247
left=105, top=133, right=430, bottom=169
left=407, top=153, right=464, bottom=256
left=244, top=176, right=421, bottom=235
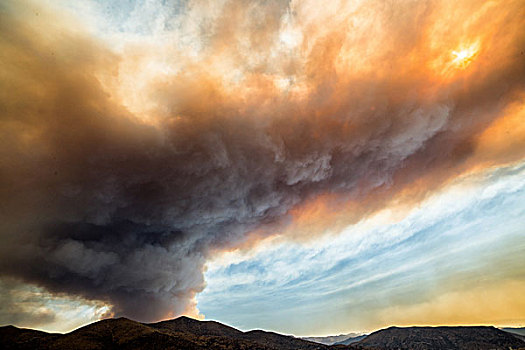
left=374, top=279, right=525, bottom=329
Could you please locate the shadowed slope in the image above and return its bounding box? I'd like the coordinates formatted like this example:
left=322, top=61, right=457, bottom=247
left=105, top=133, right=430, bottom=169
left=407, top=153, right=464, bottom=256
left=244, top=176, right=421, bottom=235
left=0, top=325, right=60, bottom=350
left=355, top=326, right=525, bottom=350
left=2, top=318, right=200, bottom=350
left=1, top=317, right=327, bottom=350
left=3, top=318, right=525, bottom=350
left=242, top=329, right=325, bottom=350
left=149, top=315, right=244, bottom=338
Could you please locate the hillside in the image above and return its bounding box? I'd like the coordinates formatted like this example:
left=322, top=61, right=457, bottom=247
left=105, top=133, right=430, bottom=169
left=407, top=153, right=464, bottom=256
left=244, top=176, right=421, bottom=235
left=355, top=326, right=525, bottom=350
left=3, top=318, right=525, bottom=350
left=0, top=317, right=327, bottom=350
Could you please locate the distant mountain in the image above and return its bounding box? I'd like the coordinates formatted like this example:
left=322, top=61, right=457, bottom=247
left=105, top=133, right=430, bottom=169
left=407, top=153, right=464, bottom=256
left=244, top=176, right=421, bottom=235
left=3, top=318, right=525, bottom=350
left=354, top=326, right=525, bottom=350
left=502, top=327, right=525, bottom=337
left=334, top=334, right=367, bottom=345
left=303, top=333, right=363, bottom=345
left=502, top=327, right=525, bottom=343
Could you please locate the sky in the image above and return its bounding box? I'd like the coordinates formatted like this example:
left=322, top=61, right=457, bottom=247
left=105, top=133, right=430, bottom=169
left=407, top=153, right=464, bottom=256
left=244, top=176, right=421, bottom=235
left=0, top=0, right=524, bottom=336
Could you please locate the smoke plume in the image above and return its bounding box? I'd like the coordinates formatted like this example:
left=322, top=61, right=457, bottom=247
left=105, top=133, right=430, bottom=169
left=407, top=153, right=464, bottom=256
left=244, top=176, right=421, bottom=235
left=0, top=0, right=524, bottom=322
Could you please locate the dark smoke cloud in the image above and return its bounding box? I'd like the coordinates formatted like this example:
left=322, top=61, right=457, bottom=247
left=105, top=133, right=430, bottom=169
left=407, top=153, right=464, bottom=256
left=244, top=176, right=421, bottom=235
left=0, top=0, right=524, bottom=323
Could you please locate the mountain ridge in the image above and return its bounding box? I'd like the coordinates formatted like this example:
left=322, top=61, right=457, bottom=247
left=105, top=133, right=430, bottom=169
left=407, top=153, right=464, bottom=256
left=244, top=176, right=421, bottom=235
left=2, top=317, right=525, bottom=350
left=357, top=325, right=525, bottom=350
left=302, top=333, right=363, bottom=345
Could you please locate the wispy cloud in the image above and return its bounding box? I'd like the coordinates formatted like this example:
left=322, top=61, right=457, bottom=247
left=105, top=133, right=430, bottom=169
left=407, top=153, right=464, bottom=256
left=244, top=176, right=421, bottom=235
left=199, top=162, right=525, bottom=335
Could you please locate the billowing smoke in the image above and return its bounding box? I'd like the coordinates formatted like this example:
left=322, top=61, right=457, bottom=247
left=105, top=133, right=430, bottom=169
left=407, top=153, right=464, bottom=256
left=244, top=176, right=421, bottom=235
left=0, top=0, right=524, bottom=322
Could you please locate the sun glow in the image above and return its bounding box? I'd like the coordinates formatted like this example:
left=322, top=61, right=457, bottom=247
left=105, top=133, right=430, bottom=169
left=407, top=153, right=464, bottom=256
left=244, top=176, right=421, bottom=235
left=451, top=41, right=480, bottom=69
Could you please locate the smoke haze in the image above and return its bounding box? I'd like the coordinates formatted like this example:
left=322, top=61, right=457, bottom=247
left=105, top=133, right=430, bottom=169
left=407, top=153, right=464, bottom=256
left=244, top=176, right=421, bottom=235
left=0, top=0, right=524, bottom=323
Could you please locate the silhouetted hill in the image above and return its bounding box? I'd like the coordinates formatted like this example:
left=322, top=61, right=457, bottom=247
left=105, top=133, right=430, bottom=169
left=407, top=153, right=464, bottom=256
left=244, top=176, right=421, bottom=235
left=52, top=318, right=181, bottom=350
left=0, top=325, right=60, bottom=349
left=242, top=329, right=325, bottom=350
left=149, top=316, right=244, bottom=338
left=149, top=317, right=325, bottom=350
left=0, top=317, right=328, bottom=350
left=354, top=326, right=525, bottom=350
left=3, top=318, right=525, bottom=350
left=1, top=318, right=206, bottom=350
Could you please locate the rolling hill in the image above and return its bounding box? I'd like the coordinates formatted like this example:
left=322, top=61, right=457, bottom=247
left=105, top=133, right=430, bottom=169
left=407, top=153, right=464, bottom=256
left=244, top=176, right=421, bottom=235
left=355, top=326, right=525, bottom=350
left=2, top=317, right=525, bottom=350
left=1, top=317, right=326, bottom=350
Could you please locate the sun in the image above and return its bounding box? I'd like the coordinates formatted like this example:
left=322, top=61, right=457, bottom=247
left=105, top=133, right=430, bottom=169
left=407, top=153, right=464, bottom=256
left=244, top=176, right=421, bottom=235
left=451, top=42, right=480, bottom=69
